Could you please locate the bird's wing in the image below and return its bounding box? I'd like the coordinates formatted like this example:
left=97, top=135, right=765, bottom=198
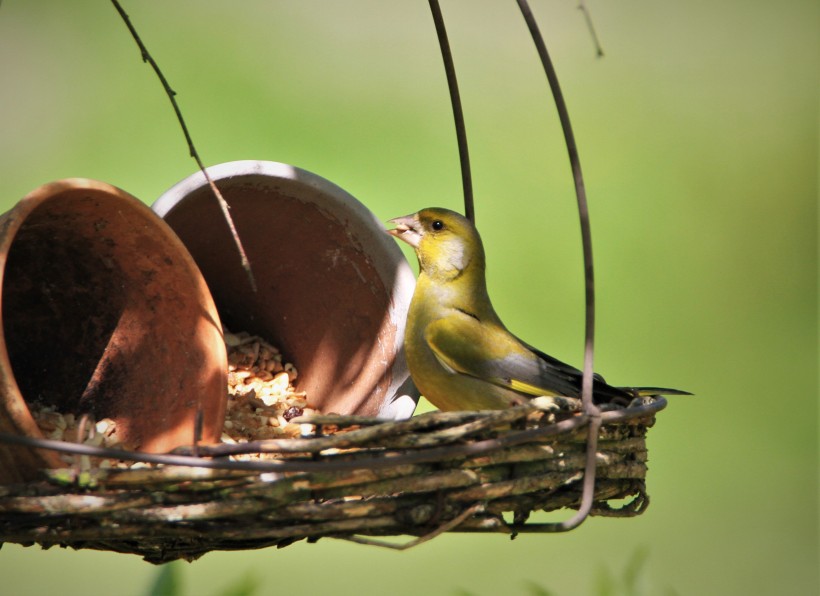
left=424, top=313, right=584, bottom=398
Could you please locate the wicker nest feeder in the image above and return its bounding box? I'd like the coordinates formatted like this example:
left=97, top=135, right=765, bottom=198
left=0, top=2, right=677, bottom=566
left=0, top=398, right=664, bottom=563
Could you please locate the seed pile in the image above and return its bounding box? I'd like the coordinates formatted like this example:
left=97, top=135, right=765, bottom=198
left=222, top=330, right=317, bottom=443
left=28, top=330, right=318, bottom=469
left=31, top=407, right=132, bottom=469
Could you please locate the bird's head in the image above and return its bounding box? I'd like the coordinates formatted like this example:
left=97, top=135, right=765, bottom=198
left=387, top=208, right=485, bottom=281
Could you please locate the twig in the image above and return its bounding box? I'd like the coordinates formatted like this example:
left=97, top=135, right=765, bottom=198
left=428, top=0, right=475, bottom=222
left=0, top=399, right=665, bottom=475
left=0, top=409, right=658, bottom=561
left=549, top=415, right=602, bottom=531
left=110, top=0, right=256, bottom=291
left=577, top=0, right=605, bottom=57
left=175, top=406, right=536, bottom=458
left=515, top=0, right=601, bottom=532
left=340, top=503, right=485, bottom=550
left=0, top=415, right=585, bottom=474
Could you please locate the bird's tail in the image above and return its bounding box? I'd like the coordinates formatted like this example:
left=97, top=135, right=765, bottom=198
left=619, top=386, right=692, bottom=397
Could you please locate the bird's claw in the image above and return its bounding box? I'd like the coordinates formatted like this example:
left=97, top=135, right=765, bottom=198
left=627, top=395, right=655, bottom=409
left=530, top=395, right=583, bottom=413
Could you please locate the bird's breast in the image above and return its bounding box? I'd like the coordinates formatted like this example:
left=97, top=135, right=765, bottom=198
left=403, top=287, right=521, bottom=411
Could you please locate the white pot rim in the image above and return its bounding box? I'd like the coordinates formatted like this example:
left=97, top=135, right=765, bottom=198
left=153, top=160, right=419, bottom=420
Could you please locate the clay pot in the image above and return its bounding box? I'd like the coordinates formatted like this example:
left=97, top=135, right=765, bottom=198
left=153, top=161, right=418, bottom=419
left=0, top=179, right=227, bottom=484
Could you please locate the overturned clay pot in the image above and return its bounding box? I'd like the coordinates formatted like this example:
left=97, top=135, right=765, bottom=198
left=0, top=179, right=227, bottom=484
left=153, top=161, right=418, bottom=420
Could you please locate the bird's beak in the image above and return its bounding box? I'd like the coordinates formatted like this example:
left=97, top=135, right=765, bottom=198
left=386, top=213, right=422, bottom=249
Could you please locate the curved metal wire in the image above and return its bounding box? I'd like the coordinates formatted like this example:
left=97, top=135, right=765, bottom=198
left=425, top=0, right=602, bottom=532
left=515, top=0, right=600, bottom=532
left=428, top=0, right=475, bottom=222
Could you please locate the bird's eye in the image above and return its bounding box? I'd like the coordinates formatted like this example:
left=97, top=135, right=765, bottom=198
left=431, top=220, right=445, bottom=231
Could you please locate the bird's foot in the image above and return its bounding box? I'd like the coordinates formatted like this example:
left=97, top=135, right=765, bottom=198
left=627, top=395, right=655, bottom=409
left=530, top=395, right=583, bottom=413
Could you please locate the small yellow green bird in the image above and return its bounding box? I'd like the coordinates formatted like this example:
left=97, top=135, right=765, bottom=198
left=388, top=207, right=689, bottom=411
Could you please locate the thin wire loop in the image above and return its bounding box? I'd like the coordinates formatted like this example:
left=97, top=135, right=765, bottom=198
left=515, top=0, right=601, bottom=532
left=428, top=0, right=475, bottom=222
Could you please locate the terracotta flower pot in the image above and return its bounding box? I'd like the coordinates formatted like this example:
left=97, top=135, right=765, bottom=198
left=0, top=179, right=227, bottom=484
left=153, top=160, right=418, bottom=419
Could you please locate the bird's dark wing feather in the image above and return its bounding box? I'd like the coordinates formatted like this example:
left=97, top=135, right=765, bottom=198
left=424, top=313, right=687, bottom=401
left=520, top=338, right=691, bottom=399
left=424, top=314, right=622, bottom=399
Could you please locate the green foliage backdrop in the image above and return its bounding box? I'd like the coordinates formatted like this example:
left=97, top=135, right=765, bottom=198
left=0, top=1, right=816, bottom=594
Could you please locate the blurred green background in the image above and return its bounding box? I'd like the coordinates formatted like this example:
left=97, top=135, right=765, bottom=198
left=0, top=1, right=816, bottom=594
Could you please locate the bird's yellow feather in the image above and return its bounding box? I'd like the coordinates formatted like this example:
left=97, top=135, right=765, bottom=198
left=387, top=207, right=689, bottom=411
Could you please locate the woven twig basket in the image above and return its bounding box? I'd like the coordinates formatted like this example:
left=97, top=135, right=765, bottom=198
left=0, top=398, right=663, bottom=563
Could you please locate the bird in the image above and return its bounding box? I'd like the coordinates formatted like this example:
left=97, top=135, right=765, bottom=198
left=387, top=207, right=689, bottom=411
